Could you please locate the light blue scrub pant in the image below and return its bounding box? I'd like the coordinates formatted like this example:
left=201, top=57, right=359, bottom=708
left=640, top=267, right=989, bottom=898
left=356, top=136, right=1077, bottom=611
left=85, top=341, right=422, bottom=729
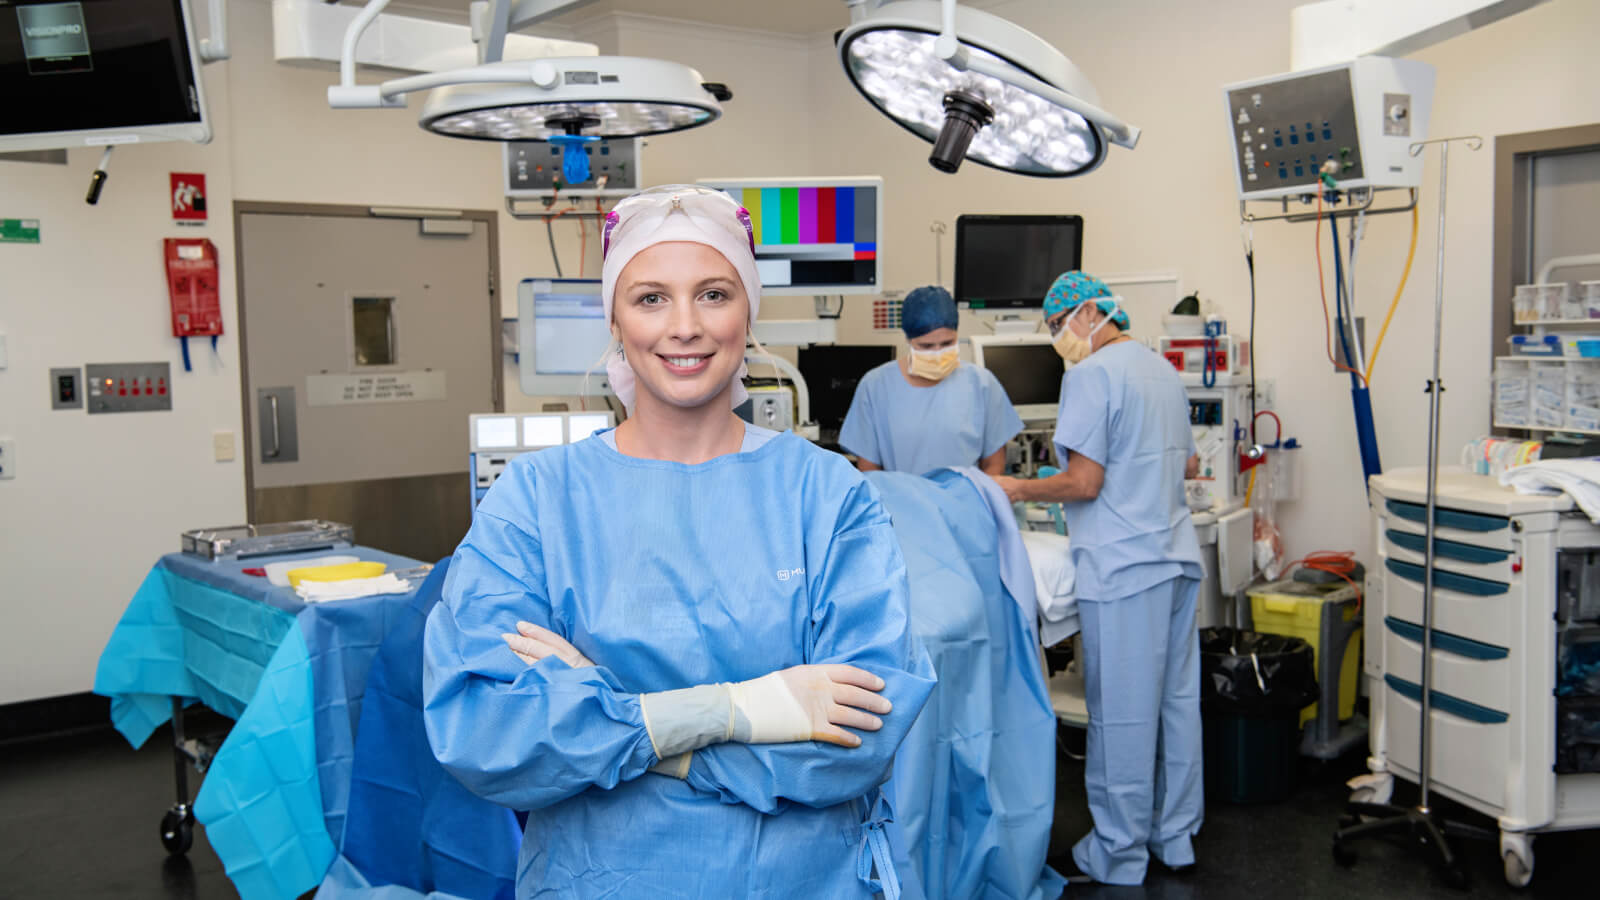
left=1073, top=576, right=1204, bottom=885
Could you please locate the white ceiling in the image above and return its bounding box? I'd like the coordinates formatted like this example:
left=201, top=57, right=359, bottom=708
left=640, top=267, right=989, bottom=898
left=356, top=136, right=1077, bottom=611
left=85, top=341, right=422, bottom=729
left=383, top=0, right=853, bottom=34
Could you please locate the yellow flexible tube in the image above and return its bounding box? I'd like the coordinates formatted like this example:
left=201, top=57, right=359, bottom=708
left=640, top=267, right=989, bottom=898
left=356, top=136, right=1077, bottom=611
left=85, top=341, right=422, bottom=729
left=1364, top=205, right=1420, bottom=383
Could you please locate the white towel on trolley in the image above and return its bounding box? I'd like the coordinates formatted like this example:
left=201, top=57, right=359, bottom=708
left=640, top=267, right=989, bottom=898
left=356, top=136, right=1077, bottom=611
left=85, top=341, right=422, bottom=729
left=294, top=573, right=412, bottom=602
left=1500, top=457, right=1600, bottom=522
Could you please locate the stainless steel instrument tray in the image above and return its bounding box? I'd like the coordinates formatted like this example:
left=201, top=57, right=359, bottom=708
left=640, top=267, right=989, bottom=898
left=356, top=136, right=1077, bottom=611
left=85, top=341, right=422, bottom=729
left=181, top=520, right=355, bottom=560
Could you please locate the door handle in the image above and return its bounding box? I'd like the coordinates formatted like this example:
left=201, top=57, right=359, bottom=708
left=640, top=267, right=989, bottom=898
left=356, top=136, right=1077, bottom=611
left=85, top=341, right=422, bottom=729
left=267, top=394, right=282, bottom=458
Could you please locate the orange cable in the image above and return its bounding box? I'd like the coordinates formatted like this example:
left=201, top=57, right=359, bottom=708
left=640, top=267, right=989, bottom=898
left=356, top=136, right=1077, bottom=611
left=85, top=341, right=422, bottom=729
left=1283, top=550, right=1364, bottom=612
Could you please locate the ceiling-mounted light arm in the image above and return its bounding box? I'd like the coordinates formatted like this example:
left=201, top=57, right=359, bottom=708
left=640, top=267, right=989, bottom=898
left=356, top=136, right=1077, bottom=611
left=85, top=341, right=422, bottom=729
left=328, top=0, right=405, bottom=107
left=472, top=0, right=515, bottom=65
left=377, top=60, right=562, bottom=102
left=929, top=0, right=1140, bottom=149
left=197, top=0, right=230, bottom=62
left=332, top=0, right=599, bottom=107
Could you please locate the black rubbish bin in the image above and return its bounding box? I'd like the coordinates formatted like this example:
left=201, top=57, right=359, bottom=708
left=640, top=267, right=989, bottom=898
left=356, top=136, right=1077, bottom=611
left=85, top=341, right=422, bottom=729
left=1199, top=627, right=1319, bottom=804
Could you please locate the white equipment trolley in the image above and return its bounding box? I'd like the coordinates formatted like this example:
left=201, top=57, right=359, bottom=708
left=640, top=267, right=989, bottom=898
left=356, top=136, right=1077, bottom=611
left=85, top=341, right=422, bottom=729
left=1362, top=467, right=1600, bottom=887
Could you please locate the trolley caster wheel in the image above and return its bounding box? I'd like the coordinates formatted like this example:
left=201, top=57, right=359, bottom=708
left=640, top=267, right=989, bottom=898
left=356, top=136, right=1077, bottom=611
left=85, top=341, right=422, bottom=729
left=1347, top=772, right=1394, bottom=806
left=161, top=807, right=194, bottom=856
left=1501, top=832, right=1534, bottom=889
left=1332, top=840, right=1357, bottom=868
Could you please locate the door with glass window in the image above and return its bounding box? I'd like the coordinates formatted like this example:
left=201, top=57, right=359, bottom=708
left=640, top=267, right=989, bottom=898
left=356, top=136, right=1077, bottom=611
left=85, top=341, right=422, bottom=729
left=235, top=203, right=499, bottom=562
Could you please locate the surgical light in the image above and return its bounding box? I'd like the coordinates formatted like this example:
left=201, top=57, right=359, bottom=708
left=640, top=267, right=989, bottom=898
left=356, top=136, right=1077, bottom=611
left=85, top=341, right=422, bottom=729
left=416, top=57, right=729, bottom=142
left=835, top=0, right=1138, bottom=177
left=329, top=0, right=730, bottom=155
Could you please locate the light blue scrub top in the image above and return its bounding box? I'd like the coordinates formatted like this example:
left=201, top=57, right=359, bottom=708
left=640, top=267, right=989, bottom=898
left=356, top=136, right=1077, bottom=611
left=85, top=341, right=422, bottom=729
left=840, top=361, right=1024, bottom=475
left=1052, top=341, right=1203, bottom=601
left=598, top=421, right=779, bottom=454
left=423, top=429, right=937, bottom=899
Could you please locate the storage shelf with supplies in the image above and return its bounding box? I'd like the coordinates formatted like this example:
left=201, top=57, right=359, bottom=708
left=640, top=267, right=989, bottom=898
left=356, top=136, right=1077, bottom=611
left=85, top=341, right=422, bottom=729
left=1515, top=319, right=1600, bottom=327
left=1493, top=356, right=1600, bottom=434
left=1492, top=422, right=1600, bottom=437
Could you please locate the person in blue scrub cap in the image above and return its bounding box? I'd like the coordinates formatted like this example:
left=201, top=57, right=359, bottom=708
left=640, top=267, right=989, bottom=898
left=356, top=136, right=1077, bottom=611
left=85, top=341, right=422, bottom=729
left=839, top=285, right=1023, bottom=477
left=423, top=184, right=937, bottom=900
left=994, top=270, right=1206, bottom=886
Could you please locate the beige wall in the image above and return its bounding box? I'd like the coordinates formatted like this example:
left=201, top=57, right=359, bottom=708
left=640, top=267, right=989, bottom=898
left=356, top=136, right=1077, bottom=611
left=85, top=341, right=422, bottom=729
left=3, top=0, right=1596, bottom=703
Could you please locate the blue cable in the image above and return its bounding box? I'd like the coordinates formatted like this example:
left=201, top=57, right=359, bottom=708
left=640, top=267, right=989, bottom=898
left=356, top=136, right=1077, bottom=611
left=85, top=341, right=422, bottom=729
left=1329, top=199, right=1382, bottom=482
left=1330, top=214, right=1355, bottom=377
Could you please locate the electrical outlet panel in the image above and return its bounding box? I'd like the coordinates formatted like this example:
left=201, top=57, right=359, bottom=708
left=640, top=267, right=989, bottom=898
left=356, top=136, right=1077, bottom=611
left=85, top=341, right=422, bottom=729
left=1225, top=56, right=1434, bottom=201
left=86, top=362, right=172, bottom=414
left=505, top=137, right=642, bottom=198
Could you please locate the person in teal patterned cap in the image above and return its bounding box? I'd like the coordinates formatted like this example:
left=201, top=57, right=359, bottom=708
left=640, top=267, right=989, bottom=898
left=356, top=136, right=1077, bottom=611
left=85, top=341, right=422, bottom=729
left=994, top=269, right=1206, bottom=886
left=1042, top=271, right=1131, bottom=358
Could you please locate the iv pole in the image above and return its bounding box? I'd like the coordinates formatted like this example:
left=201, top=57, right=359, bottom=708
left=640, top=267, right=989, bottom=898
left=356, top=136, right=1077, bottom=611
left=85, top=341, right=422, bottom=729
left=1332, top=135, right=1493, bottom=889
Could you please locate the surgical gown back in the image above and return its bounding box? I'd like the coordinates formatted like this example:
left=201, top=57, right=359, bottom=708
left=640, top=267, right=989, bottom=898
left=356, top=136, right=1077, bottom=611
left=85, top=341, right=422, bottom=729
left=422, top=430, right=937, bottom=900
left=840, top=362, right=1023, bottom=475
left=1052, top=342, right=1203, bottom=601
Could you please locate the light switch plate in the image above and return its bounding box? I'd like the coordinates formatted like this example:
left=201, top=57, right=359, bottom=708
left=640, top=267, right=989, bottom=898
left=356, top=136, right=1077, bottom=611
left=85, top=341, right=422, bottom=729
left=0, top=439, right=14, bottom=480
left=213, top=430, right=236, bottom=462
left=51, top=366, right=82, bottom=410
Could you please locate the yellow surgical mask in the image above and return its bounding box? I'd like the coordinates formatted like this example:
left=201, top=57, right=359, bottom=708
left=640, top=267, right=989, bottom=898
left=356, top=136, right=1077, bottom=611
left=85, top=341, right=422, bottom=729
left=908, top=345, right=960, bottom=381
left=1051, top=302, right=1120, bottom=364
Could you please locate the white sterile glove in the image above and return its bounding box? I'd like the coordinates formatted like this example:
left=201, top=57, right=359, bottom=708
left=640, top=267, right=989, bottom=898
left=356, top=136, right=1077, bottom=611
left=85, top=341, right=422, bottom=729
left=502, top=621, right=594, bottom=668
left=638, top=664, right=891, bottom=764
left=503, top=623, right=693, bottom=777
left=732, top=666, right=892, bottom=748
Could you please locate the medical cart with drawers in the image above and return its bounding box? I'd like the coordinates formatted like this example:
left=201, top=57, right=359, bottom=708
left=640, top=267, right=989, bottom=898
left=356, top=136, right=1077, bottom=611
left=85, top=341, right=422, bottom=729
left=1359, top=468, right=1600, bottom=887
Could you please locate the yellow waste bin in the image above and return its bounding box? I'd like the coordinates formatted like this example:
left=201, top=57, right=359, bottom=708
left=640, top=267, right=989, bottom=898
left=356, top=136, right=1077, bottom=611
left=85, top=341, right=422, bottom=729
left=1247, top=579, right=1361, bottom=728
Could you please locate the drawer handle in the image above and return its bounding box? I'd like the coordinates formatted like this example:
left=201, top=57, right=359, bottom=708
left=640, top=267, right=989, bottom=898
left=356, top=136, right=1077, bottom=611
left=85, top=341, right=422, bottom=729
left=1384, top=674, right=1509, bottom=724
left=1384, top=558, right=1509, bottom=596
left=1385, top=499, right=1508, bottom=533
left=1384, top=616, right=1509, bottom=660
left=1385, top=529, right=1511, bottom=565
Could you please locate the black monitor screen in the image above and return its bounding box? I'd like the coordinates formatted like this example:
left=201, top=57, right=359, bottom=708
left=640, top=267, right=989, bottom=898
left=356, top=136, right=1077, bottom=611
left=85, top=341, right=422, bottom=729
left=0, top=0, right=203, bottom=137
left=955, top=214, right=1083, bottom=309
left=981, top=344, right=1064, bottom=406
left=798, top=344, right=896, bottom=431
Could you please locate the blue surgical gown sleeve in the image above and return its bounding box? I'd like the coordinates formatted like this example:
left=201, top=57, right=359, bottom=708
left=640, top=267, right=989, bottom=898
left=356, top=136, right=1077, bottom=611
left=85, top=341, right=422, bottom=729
left=422, top=505, right=659, bottom=812
left=979, top=367, right=1025, bottom=457
left=838, top=374, right=883, bottom=466
left=1054, top=363, right=1112, bottom=467
left=681, top=479, right=938, bottom=813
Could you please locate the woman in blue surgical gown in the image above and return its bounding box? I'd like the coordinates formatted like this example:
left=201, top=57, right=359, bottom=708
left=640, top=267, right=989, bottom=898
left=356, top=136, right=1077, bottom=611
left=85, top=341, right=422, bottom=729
left=422, top=185, right=935, bottom=900
left=840, top=285, right=1022, bottom=476
left=995, top=271, right=1205, bottom=887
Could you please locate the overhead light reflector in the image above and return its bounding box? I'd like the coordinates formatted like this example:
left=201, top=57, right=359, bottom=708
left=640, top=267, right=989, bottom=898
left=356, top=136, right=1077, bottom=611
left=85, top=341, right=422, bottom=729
left=836, top=0, right=1137, bottom=177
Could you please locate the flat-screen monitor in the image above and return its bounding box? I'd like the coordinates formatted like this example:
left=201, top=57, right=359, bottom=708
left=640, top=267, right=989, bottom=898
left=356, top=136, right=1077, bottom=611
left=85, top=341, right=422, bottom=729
left=698, top=176, right=883, bottom=295
left=516, top=278, right=614, bottom=397
left=970, top=335, right=1064, bottom=421
left=0, top=0, right=211, bottom=153
left=955, top=214, right=1083, bottom=310
left=797, top=344, right=896, bottom=432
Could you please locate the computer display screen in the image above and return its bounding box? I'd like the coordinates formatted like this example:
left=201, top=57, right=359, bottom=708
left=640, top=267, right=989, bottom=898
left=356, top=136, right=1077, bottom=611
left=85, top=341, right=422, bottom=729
left=980, top=343, right=1064, bottom=406
left=0, top=0, right=207, bottom=145
left=516, top=279, right=614, bottom=397
left=699, top=177, right=883, bottom=295
left=955, top=214, right=1083, bottom=309
left=797, top=344, right=896, bottom=431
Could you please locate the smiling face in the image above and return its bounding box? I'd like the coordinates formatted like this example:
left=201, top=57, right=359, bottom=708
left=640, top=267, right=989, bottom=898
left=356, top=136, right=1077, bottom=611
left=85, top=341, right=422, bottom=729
left=612, top=241, right=750, bottom=412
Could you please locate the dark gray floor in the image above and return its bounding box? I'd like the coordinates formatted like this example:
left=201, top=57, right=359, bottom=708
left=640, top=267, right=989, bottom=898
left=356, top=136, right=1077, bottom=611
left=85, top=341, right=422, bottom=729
left=3, top=717, right=1598, bottom=899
